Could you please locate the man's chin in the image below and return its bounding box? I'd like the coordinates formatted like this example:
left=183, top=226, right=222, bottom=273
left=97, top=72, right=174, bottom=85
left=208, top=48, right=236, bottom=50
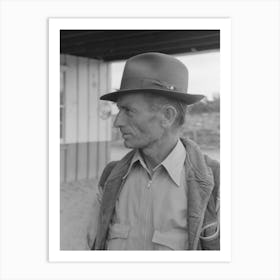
left=123, top=140, right=133, bottom=149
left=123, top=138, right=140, bottom=149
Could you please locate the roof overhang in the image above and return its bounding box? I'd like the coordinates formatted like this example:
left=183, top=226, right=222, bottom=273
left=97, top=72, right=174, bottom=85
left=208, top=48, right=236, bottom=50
left=60, top=30, right=220, bottom=61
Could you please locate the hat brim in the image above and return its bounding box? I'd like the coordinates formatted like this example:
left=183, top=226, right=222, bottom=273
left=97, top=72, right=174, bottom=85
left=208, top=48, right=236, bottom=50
left=100, top=89, right=205, bottom=105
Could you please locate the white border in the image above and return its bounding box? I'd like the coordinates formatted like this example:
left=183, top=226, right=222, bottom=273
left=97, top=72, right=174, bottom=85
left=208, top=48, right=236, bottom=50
left=49, top=18, right=231, bottom=262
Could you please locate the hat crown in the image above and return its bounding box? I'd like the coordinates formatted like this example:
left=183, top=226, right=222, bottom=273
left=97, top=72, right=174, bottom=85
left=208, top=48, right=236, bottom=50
left=120, top=52, right=189, bottom=92
left=100, top=52, right=204, bottom=105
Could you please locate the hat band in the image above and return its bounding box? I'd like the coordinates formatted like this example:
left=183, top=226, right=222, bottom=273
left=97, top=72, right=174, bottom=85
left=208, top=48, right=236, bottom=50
left=120, top=78, right=186, bottom=92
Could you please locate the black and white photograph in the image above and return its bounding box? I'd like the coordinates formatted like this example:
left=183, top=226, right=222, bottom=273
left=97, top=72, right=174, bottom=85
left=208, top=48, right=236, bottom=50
left=60, top=30, right=221, bottom=251
left=50, top=18, right=231, bottom=261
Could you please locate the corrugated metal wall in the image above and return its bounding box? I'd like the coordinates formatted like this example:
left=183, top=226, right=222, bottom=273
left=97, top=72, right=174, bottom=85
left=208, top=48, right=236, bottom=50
left=60, top=54, right=111, bottom=183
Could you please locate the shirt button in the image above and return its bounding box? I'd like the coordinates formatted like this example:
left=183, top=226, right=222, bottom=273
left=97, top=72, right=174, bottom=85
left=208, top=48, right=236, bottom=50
left=147, top=181, right=152, bottom=188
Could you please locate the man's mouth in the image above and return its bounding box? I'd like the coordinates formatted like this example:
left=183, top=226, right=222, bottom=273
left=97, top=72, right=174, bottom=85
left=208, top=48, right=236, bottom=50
left=121, top=131, right=131, bottom=138
left=122, top=133, right=131, bottom=138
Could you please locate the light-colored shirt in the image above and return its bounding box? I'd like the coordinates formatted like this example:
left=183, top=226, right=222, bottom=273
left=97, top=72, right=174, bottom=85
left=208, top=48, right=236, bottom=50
left=106, top=140, right=188, bottom=250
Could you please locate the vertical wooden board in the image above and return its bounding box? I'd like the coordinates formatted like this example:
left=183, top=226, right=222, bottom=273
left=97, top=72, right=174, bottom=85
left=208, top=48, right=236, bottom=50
left=98, top=62, right=108, bottom=98
left=65, top=143, right=77, bottom=182
left=77, top=59, right=89, bottom=180
left=96, top=141, right=104, bottom=178
left=88, top=142, right=98, bottom=180
left=98, top=141, right=111, bottom=177
left=65, top=55, right=78, bottom=144
left=77, top=57, right=89, bottom=143
left=97, top=62, right=111, bottom=173
left=106, top=63, right=112, bottom=142
left=77, top=143, right=88, bottom=181
left=106, top=141, right=111, bottom=164
left=60, top=147, right=66, bottom=183
left=98, top=62, right=110, bottom=143
left=88, top=59, right=99, bottom=143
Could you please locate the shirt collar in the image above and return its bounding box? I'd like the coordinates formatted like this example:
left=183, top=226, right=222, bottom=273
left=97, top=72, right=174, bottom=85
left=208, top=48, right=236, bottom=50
left=122, top=149, right=147, bottom=179
left=160, top=139, right=186, bottom=187
left=122, top=140, right=186, bottom=187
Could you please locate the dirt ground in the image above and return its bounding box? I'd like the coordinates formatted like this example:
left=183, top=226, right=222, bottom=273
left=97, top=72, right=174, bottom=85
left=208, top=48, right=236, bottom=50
left=60, top=179, right=98, bottom=250
left=60, top=145, right=220, bottom=250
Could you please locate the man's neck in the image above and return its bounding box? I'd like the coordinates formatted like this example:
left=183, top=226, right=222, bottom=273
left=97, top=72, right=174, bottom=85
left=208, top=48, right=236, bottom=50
left=140, top=135, right=179, bottom=171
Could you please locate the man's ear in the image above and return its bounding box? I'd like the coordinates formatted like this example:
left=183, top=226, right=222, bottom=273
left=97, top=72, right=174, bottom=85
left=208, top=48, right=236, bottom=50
left=161, top=105, right=177, bottom=128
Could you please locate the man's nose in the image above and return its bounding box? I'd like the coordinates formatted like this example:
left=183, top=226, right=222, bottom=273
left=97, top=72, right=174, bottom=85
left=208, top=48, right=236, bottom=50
left=113, top=110, right=125, bottom=128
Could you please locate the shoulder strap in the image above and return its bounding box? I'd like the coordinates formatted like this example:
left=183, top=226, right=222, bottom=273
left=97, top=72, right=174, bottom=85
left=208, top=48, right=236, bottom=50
left=90, top=161, right=118, bottom=250
left=98, top=161, right=118, bottom=189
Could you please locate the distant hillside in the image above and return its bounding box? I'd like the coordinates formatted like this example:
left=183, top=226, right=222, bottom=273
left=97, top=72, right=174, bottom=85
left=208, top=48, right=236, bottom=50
left=182, top=112, right=220, bottom=150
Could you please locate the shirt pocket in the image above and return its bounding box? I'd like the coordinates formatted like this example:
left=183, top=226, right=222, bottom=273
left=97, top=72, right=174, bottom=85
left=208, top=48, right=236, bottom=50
left=106, top=223, right=130, bottom=250
left=152, top=229, right=186, bottom=250
left=199, top=222, right=220, bottom=250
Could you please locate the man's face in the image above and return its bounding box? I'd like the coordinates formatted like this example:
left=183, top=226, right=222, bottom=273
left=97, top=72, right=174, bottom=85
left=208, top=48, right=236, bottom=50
left=114, top=93, right=164, bottom=149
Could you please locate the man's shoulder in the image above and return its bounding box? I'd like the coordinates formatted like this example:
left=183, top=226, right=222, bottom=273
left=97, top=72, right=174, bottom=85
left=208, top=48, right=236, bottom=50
left=99, top=161, right=119, bottom=185
left=98, top=149, right=135, bottom=188
left=180, top=137, right=219, bottom=181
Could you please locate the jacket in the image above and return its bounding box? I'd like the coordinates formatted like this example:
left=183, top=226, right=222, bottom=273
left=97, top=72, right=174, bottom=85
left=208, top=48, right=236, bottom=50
left=93, top=138, right=220, bottom=250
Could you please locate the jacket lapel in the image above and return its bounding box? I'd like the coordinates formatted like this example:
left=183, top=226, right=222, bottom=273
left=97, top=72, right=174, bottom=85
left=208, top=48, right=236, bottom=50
left=181, top=138, right=215, bottom=249
left=95, top=151, right=134, bottom=249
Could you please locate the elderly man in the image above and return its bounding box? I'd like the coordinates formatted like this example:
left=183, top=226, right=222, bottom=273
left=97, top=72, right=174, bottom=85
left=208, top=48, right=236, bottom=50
left=88, top=52, right=220, bottom=250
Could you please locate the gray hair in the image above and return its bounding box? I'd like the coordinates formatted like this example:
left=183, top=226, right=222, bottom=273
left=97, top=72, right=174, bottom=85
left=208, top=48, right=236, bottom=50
left=144, top=93, right=188, bottom=127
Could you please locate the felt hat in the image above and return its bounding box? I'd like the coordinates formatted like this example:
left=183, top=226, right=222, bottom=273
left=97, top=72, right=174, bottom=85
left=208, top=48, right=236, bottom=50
left=100, top=52, right=204, bottom=104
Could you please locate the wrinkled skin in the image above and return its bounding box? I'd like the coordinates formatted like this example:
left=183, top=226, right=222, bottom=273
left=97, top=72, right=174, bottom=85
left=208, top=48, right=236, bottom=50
left=114, top=93, right=165, bottom=150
